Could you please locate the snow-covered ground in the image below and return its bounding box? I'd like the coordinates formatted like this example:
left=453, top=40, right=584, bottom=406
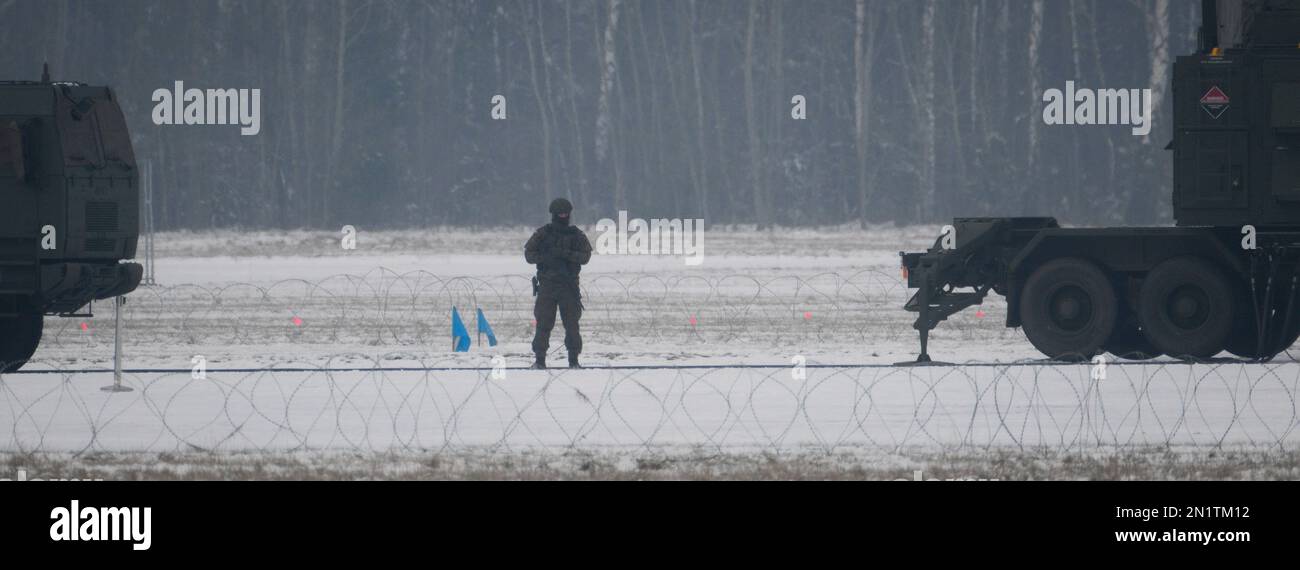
left=6, top=359, right=1299, bottom=453
left=32, top=224, right=1037, bottom=370
left=5, top=226, right=1299, bottom=479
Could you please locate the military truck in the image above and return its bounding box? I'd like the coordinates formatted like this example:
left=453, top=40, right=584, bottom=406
left=0, top=66, right=141, bottom=371
left=900, top=0, right=1300, bottom=362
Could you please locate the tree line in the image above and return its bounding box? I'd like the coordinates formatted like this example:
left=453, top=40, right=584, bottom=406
left=0, top=0, right=1193, bottom=230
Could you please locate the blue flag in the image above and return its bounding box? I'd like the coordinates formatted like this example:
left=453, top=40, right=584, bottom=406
left=451, top=307, right=471, bottom=352
left=476, top=307, right=498, bottom=347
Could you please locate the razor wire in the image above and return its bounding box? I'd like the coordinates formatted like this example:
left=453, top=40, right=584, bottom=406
left=2, top=356, right=1298, bottom=456
left=38, top=268, right=977, bottom=351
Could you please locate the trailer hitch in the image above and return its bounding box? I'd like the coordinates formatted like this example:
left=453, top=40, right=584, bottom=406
left=899, top=250, right=991, bottom=365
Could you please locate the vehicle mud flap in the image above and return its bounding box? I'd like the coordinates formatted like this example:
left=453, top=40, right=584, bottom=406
left=95, top=262, right=143, bottom=299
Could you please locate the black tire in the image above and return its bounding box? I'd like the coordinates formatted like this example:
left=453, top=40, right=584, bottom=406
left=1019, top=258, right=1117, bottom=360
left=0, top=312, right=43, bottom=372
left=1269, top=327, right=1300, bottom=360
left=1137, top=257, right=1233, bottom=359
left=1105, top=317, right=1161, bottom=360
left=1226, top=280, right=1300, bottom=359
left=1226, top=282, right=1264, bottom=358
left=1278, top=328, right=1300, bottom=359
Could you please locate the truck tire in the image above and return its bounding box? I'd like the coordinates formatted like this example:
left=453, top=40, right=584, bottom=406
left=1137, top=257, right=1233, bottom=359
left=1105, top=318, right=1161, bottom=360
left=1231, top=328, right=1300, bottom=360
left=1226, top=281, right=1300, bottom=359
left=1226, top=283, right=1266, bottom=358
left=0, top=312, right=43, bottom=372
left=1019, top=258, right=1117, bottom=360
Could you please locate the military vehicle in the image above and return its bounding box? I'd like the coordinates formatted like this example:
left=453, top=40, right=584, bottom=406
left=901, top=0, right=1300, bottom=362
left=0, top=65, right=141, bottom=371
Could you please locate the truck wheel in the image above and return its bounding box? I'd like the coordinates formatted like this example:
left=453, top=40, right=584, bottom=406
left=1226, top=283, right=1264, bottom=358
left=1233, top=328, right=1300, bottom=360
left=1105, top=318, right=1160, bottom=360
left=1019, top=258, right=1117, bottom=361
left=1137, top=257, right=1232, bottom=359
left=1277, top=327, right=1300, bottom=358
left=1226, top=282, right=1300, bottom=359
left=0, top=312, right=43, bottom=372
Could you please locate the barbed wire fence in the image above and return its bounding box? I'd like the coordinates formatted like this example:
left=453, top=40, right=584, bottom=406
left=39, top=268, right=943, bottom=351
left=2, top=356, right=1298, bottom=456
left=5, top=269, right=1299, bottom=460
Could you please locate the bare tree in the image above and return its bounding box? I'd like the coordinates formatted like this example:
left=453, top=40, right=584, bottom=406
left=744, top=0, right=768, bottom=228
left=1144, top=0, right=1171, bottom=148
left=564, top=1, right=588, bottom=206
left=1027, top=0, right=1044, bottom=177
left=595, top=0, right=622, bottom=207
left=522, top=1, right=554, bottom=199
left=854, top=0, right=882, bottom=227
left=1015, top=0, right=1045, bottom=214
left=687, top=0, right=710, bottom=221
left=919, top=0, right=937, bottom=219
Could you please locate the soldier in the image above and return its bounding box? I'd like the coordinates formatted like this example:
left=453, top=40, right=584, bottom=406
left=525, top=198, right=593, bottom=369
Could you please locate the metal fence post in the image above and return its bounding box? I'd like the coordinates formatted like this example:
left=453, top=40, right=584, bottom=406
left=101, top=296, right=132, bottom=393
left=141, top=159, right=157, bottom=286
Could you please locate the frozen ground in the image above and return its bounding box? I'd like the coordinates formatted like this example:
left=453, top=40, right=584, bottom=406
left=33, top=224, right=1037, bottom=370
left=4, top=225, right=1299, bottom=479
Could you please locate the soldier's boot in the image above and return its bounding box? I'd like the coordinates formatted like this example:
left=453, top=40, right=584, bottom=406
left=568, top=353, right=581, bottom=369
left=530, top=354, right=547, bottom=369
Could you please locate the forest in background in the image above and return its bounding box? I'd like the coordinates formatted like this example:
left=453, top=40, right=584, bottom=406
left=0, top=0, right=1194, bottom=230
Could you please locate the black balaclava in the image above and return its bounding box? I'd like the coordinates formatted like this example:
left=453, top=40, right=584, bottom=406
left=549, top=198, right=573, bottom=227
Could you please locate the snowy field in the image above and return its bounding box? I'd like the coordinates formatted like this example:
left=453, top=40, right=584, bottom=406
left=32, top=224, right=1030, bottom=369
left=4, top=225, right=1300, bottom=479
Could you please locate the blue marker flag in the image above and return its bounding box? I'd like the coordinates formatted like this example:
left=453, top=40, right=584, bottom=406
left=476, top=307, right=498, bottom=347
left=451, top=307, right=471, bottom=352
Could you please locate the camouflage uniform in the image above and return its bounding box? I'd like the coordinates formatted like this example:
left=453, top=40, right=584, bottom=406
left=525, top=199, right=592, bottom=368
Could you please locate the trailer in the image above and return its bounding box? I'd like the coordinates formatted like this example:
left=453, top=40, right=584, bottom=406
left=900, top=0, right=1300, bottom=363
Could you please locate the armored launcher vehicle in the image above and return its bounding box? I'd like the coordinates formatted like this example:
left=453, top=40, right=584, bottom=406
left=0, top=66, right=141, bottom=371
left=901, top=0, right=1300, bottom=362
